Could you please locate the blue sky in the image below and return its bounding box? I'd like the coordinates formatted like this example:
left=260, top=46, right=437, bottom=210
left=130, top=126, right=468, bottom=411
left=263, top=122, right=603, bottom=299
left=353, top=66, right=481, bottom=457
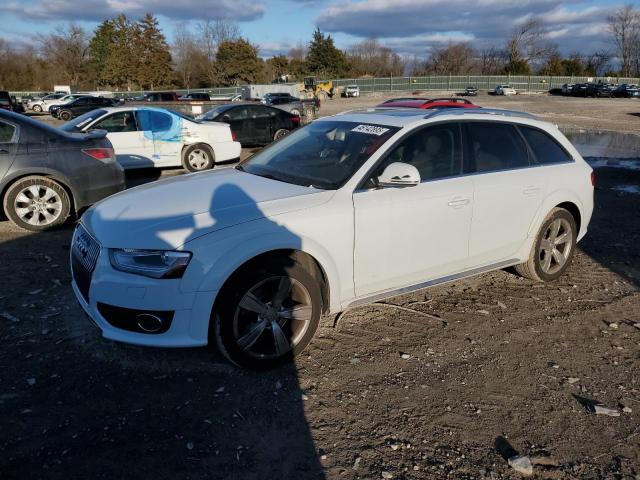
left=2, top=0, right=639, bottom=58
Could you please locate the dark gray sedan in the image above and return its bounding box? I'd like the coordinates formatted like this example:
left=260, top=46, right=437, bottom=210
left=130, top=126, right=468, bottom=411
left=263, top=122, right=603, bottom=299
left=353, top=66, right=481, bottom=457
left=0, top=110, right=125, bottom=231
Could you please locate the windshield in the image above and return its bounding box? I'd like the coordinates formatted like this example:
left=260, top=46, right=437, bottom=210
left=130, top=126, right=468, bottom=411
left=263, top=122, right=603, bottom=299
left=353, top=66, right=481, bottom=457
left=238, top=120, right=399, bottom=190
left=60, top=109, right=107, bottom=131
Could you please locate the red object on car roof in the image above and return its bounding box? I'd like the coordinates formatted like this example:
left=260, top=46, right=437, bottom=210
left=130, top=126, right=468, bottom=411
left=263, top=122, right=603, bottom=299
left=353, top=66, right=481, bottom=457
left=379, top=98, right=477, bottom=109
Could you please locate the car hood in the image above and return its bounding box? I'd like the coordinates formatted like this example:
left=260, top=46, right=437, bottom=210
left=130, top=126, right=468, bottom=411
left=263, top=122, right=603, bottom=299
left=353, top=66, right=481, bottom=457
left=82, top=168, right=332, bottom=249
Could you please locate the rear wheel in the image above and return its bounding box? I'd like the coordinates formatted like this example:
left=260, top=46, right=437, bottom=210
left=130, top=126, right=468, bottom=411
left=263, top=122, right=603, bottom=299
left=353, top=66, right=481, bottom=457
left=33, top=104, right=42, bottom=112
left=214, top=260, right=322, bottom=369
left=290, top=108, right=300, bottom=116
left=59, top=110, right=72, bottom=121
left=182, top=144, right=214, bottom=172
left=273, top=129, right=289, bottom=141
left=515, top=208, right=577, bottom=282
left=3, top=176, right=71, bottom=231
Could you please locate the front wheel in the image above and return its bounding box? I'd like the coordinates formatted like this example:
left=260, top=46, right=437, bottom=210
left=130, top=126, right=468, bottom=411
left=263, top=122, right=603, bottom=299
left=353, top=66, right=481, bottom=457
left=3, top=176, right=71, bottom=231
left=33, top=104, right=42, bottom=112
left=214, top=261, right=322, bottom=369
left=182, top=144, right=215, bottom=172
left=59, top=110, right=72, bottom=121
left=515, top=208, right=577, bottom=282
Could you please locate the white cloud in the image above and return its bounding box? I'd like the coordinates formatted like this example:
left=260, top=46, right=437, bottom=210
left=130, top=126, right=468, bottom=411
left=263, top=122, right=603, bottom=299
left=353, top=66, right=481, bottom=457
left=5, top=0, right=265, bottom=22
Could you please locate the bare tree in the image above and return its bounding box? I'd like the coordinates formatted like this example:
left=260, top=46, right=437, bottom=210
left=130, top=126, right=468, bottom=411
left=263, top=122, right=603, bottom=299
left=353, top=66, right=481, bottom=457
left=584, top=50, right=612, bottom=76
left=196, top=19, right=240, bottom=85
left=347, top=38, right=405, bottom=77
left=425, top=42, right=476, bottom=75
left=38, top=24, right=89, bottom=86
left=479, top=47, right=506, bottom=74
left=607, top=5, right=640, bottom=76
left=505, top=19, right=555, bottom=72
left=173, top=23, right=208, bottom=88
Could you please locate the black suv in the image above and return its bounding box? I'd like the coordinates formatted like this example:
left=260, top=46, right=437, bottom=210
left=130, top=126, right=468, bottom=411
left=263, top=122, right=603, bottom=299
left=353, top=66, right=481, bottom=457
left=50, top=97, right=117, bottom=121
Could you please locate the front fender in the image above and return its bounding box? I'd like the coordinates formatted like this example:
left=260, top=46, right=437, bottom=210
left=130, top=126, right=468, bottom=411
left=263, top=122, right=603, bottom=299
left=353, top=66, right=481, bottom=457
left=181, top=218, right=343, bottom=313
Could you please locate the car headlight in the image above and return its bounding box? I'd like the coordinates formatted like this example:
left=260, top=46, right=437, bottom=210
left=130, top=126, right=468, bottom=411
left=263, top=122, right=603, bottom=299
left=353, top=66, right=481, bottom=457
left=109, top=249, right=191, bottom=279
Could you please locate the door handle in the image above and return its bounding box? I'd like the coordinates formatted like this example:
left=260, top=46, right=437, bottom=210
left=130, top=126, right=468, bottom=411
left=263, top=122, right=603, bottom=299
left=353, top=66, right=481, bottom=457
left=523, top=186, right=540, bottom=195
left=448, top=197, right=470, bottom=208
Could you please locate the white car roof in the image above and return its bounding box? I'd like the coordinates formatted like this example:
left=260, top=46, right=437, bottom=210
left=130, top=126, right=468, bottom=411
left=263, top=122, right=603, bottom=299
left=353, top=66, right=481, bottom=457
left=319, top=107, right=550, bottom=130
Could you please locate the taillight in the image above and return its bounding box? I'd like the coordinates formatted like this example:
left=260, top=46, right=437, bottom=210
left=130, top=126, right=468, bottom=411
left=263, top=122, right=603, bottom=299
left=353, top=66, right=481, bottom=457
left=83, top=148, right=115, bottom=162
left=291, top=115, right=301, bottom=124
left=231, top=130, right=238, bottom=141
left=590, top=171, right=595, bottom=187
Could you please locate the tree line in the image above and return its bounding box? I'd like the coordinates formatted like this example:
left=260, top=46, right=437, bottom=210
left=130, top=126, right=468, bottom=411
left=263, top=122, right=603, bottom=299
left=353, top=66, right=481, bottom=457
left=1, top=5, right=639, bottom=92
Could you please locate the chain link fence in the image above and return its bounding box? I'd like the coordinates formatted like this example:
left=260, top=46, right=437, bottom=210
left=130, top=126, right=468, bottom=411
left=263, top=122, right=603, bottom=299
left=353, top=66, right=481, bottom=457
left=10, top=75, right=640, bottom=99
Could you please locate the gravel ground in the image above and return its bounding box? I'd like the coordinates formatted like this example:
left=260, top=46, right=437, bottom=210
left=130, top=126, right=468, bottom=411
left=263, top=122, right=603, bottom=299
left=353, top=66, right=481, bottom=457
left=1, top=95, right=639, bottom=479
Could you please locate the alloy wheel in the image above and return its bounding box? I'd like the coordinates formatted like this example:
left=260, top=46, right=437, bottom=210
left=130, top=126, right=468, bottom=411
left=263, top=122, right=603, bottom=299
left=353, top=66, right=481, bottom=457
left=538, top=218, right=572, bottom=275
left=187, top=149, right=211, bottom=170
left=232, top=276, right=313, bottom=360
left=13, top=184, right=63, bottom=227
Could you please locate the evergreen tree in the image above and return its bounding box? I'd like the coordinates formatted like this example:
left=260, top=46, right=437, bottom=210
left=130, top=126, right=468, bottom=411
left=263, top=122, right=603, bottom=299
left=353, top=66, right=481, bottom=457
left=215, top=39, right=264, bottom=86
left=103, top=15, right=137, bottom=90
left=88, top=20, right=115, bottom=87
left=136, top=13, right=173, bottom=90
left=305, top=28, right=349, bottom=78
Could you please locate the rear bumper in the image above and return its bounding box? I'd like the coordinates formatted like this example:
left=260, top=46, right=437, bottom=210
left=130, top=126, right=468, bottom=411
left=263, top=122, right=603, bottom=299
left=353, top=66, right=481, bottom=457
left=213, top=140, right=242, bottom=163
left=73, top=163, right=126, bottom=211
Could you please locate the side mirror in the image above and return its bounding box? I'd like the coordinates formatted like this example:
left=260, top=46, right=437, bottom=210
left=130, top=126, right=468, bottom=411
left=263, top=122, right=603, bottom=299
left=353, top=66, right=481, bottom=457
left=377, top=162, right=420, bottom=187
left=221, top=115, right=231, bottom=123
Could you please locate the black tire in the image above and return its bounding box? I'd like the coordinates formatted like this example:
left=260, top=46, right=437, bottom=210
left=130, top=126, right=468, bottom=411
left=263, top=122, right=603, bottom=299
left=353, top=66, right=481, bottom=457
left=290, top=108, right=300, bottom=116
left=273, top=129, right=289, bottom=141
left=59, top=110, right=72, bottom=121
left=214, top=259, right=322, bottom=369
left=515, top=208, right=577, bottom=282
left=3, top=176, right=71, bottom=231
left=182, top=143, right=215, bottom=172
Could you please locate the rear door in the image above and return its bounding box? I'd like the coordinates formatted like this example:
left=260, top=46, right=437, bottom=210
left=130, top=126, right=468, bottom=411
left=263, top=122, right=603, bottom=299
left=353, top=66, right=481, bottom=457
left=90, top=111, right=153, bottom=168
left=248, top=106, right=272, bottom=144
left=463, top=121, right=547, bottom=265
left=224, top=107, right=250, bottom=144
left=136, top=109, right=182, bottom=167
left=0, top=119, right=19, bottom=179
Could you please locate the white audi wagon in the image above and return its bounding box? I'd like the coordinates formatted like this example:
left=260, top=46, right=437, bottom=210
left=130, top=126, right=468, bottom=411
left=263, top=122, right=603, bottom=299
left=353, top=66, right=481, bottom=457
left=71, top=107, right=594, bottom=368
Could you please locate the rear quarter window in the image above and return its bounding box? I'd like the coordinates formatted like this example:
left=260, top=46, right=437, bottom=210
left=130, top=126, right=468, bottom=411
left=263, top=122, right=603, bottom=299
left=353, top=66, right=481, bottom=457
left=519, top=126, right=573, bottom=165
left=0, top=121, right=16, bottom=143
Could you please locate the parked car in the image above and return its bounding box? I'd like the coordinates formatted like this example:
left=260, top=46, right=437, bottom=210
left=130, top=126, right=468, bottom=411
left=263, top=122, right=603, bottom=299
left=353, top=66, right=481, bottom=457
left=10, top=96, right=25, bottom=113
left=378, top=98, right=477, bottom=109
left=50, top=96, right=117, bottom=121
left=61, top=107, right=241, bottom=172
left=459, top=86, right=478, bottom=96
left=44, top=94, right=90, bottom=112
left=343, top=85, right=360, bottom=97
left=262, top=93, right=319, bottom=119
left=571, top=83, right=589, bottom=97
left=612, top=84, right=640, bottom=98
left=27, top=93, right=67, bottom=112
left=0, top=109, right=124, bottom=231
left=494, top=85, right=517, bottom=95
left=593, top=83, right=616, bottom=98
left=197, top=103, right=301, bottom=146
left=145, top=92, right=180, bottom=102
left=71, top=107, right=593, bottom=368
left=179, top=92, right=211, bottom=101
left=211, top=94, right=243, bottom=102
left=0, top=91, right=12, bottom=111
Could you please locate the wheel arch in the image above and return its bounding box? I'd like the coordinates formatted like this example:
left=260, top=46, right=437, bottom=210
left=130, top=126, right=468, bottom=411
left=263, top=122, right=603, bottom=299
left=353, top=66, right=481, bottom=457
left=1, top=170, right=77, bottom=218
left=527, top=191, right=585, bottom=239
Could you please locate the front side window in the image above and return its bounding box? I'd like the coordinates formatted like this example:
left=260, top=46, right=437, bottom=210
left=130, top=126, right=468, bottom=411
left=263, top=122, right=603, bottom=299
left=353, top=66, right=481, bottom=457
left=0, top=121, right=17, bottom=143
left=519, top=126, right=573, bottom=165
left=375, top=123, right=462, bottom=182
left=239, top=120, right=399, bottom=190
left=94, top=111, right=138, bottom=133
left=464, top=122, right=529, bottom=173
left=74, top=98, right=89, bottom=106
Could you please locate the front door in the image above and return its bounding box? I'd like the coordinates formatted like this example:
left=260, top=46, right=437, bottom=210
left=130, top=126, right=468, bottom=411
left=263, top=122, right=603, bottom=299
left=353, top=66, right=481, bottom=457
left=91, top=111, right=153, bottom=168
left=353, top=122, right=473, bottom=297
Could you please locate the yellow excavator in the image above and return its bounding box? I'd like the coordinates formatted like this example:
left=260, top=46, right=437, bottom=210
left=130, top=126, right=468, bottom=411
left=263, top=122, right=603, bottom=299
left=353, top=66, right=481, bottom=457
left=298, top=77, right=338, bottom=101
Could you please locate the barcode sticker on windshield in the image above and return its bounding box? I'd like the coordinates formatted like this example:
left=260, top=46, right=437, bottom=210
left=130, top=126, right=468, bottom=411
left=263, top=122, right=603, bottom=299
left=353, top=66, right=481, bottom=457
left=352, top=125, right=390, bottom=136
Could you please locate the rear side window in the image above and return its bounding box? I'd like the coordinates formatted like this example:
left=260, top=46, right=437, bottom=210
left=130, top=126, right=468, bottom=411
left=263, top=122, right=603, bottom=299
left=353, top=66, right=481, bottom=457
left=464, top=122, right=529, bottom=173
left=519, top=126, right=573, bottom=165
left=0, top=121, right=16, bottom=143
left=137, top=110, right=173, bottom=132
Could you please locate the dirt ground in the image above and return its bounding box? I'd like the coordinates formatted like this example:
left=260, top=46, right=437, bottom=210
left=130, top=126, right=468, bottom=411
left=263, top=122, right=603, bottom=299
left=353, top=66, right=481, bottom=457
left=1, top=95, right=639, bottom=479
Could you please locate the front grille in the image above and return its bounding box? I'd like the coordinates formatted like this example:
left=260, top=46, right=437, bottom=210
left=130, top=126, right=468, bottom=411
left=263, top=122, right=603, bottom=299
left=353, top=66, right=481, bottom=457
left=71, top=224, right=100, bottom=302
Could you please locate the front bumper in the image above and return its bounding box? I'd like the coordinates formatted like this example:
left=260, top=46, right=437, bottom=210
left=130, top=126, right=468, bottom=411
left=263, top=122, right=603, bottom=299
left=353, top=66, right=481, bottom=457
left=71, top=242, right=216, bottom=348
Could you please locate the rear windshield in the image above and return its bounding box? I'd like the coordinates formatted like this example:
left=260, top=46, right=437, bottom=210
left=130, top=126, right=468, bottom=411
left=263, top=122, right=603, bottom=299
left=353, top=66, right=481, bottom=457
left=239, top=120, right=400, bottom=190
left=60, top=109, right=108, bottom=131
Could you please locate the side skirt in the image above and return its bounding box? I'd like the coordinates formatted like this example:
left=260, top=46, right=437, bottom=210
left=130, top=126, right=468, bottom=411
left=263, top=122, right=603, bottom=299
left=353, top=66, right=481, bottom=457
left=346, top=259, right=519, bottom=309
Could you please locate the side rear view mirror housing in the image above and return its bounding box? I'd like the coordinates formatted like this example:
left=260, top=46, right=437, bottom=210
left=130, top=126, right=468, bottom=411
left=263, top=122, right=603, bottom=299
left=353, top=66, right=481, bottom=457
left=221, top=115, right=231, bottom=123
left=377, top=162, right=420, bottom=187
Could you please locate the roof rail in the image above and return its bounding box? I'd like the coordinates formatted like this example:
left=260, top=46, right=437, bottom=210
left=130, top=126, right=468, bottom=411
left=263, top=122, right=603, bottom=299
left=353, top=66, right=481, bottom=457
left=424, top=107, right=537, bottom=120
